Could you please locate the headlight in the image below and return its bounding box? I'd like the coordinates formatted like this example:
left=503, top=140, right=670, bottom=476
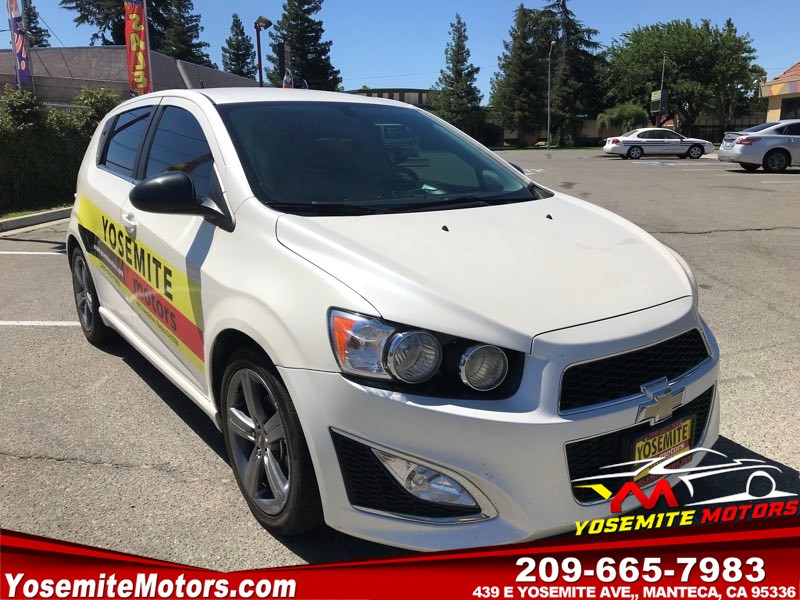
left=386, top=331, right=441, bottom=383
left=459, top=344, right=509, bottom=391
left=329, top=310, right=394, bottom=379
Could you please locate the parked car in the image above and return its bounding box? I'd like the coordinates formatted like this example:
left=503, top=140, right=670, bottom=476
left=67, top=88, right=720, bottom=551
left=718, top=120, right=800, bottom=172
left=603, top=128, right=715, bottom=160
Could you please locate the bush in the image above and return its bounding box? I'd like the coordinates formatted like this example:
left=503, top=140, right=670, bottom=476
left=0, top=85, right=121, bottom=215
left=597, top=101, right=650, bottom=133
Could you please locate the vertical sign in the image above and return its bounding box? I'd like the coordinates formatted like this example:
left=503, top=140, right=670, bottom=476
left=124, top=0, right=152, bottom=95
left=6, top=0, right=31, bottom=86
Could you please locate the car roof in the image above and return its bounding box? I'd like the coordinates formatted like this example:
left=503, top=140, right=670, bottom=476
left=121, top=87, right=417, bottom=109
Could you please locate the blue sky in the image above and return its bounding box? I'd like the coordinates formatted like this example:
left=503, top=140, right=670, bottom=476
left=36, top=0, right=799, bottom=98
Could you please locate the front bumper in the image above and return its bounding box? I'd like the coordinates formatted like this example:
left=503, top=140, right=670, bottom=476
left=279, top=297, right=720, bottom=551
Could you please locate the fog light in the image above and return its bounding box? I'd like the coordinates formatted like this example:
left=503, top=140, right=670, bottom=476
left=372, top=449, right=478, bottom=508
left=459, top=344, right=508, bottom=391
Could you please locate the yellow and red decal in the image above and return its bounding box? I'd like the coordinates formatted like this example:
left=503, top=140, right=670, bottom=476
left=77, top=197, right=205, bottom=374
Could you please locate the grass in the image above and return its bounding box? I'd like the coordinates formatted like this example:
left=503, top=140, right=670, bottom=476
left=0, top=201, right=72, bottom=220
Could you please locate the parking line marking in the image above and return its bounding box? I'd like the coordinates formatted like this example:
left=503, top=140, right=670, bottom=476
left=760, top=180, right=798, bottom=184
left=681, top=168, right=734, bottom=171
left=0, top=321, right=81, bottom=326
left=0, top=251, right=65, bottom=255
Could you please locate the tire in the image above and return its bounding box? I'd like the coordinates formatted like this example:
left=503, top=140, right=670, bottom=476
left=678, top=154, right=688, bottom=159
left=627, top=146, right=643, bottom=160
left=687, top=145, right=704, bottom=159
left=763, top=149, right=789, bottom=173
left=70, top=246, right=113, bottom=345
left=220, top=346, right=323, bottom=536
left=740, top=163, right=760, bottom=172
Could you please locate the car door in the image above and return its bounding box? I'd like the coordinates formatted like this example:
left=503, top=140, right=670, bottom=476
left=661, top=130, right=684, bottom=154
left=782, top=122, right=800, bottom=164
left=636, top=130, right=658, bottom=154
left=79, top=100, right=158, bottom=322
left=119, top=98, right=230, bottom=392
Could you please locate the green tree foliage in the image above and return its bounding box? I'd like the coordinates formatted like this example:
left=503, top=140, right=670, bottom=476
left=596, top=101, right=649, bottom=132
left=431, top=14, right=482, bottom=131
left=544, top=0, right=602, bottom=145
left=0, top=86, right=120, bottom=213
left=266, top=0, right=341, bottom=90
left=606, top=19, right=764, bottom=132
left=160, top=0, right=215, bottom=68
left=222, top=14, right=256, bottom=79
left=489, top=5, right=549, bottom=143
left=23, top=0, right=50, bottom=48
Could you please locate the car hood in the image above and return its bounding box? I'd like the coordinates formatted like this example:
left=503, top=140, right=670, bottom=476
left=275, top=194, right=693, bottom=353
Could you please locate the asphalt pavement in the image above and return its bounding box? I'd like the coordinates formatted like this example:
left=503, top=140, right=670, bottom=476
left=1, top=150, right=798, bottom=570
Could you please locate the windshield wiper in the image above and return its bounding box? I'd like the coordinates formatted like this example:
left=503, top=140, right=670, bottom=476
left=266, top=202, right=395, bottom=216
left=390, top=193, right=529, bottom=213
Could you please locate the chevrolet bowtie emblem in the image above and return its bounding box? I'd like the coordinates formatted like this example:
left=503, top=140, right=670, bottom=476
left=637, top=377, right=684, bottom=424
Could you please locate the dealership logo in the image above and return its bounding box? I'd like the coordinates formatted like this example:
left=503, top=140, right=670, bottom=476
left=636, top=377, right=684, bottom=424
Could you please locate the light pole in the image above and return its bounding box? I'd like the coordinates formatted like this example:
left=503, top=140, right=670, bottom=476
left=547, top=40, right=555, bottom=149
left=254, top=16, right=272, bottom=87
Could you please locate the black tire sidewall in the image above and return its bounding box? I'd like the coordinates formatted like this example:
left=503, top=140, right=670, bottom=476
left=689, top=145, right=703, bottom=159
left=763, top=150, right=788, bottom=173
left=70, top=246, right=110, bottom=344
left=220, top=347, right=322, bottom=535
left=628, top=146, right=642, bottom=159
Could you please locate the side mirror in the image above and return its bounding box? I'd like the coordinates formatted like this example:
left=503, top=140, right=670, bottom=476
left=129, top=171, right=225, bottom=224
left=510, top=162, right=525, bottom=174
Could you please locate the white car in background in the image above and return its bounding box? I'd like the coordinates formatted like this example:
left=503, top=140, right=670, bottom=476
left=67, top=88, right=720, bottom=551
left=604, top=128, right=715, bottom=160
left=718, top=120, right=800, bottom=172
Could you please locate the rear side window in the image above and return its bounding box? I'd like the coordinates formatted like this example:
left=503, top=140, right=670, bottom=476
left=783, top=123, right=800, bottom=136
left=144, top=106, right=217, bottom=199
left=101, top=107, right=152, bottom=178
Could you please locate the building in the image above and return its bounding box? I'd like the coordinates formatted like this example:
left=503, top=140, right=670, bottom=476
left=348, top=87, right=432, bottom=108
left=761, top=60, right=800, bottom=121
left=0, top=46, right=256, bottom=103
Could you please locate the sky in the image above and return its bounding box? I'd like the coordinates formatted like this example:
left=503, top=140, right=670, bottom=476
left=34, top=0, right=800, bottom=99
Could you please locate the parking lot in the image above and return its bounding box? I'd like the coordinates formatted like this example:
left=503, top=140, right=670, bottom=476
left=1, top=149, right=798, bottom=571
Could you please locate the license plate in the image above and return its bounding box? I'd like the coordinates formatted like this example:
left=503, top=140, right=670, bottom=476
left=723, top=141, right=733, bottom=148
left=633, top=417, right=693, bottom=482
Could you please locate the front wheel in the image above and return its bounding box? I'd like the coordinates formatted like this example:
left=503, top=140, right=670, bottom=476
left=687, top=145, right=704, bottom=159
left=70, top=246, right=113, bottom=345
left=627, top=146, right=643, bottom=160
left=221, top=347, right=323, bottom=536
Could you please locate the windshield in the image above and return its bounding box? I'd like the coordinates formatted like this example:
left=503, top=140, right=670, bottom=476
left=217, top=101, right=537, bottom=215
left=741, top=122, right=780, bottom=133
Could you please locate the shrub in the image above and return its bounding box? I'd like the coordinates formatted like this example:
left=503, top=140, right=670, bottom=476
left=597, top=101, right=650, bottom=133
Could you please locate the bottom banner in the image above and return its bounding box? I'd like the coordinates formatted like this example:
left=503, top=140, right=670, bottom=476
left=2, top=518, right=799, bottom=600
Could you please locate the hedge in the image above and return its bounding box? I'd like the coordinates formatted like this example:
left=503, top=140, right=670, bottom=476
left=0, top=85, right=121, bottom=215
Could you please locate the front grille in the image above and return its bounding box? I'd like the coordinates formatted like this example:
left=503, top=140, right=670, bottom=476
left=560, top=329, right=710, bottom=412
left=330, top=430, right=480, bottom=519
left=566, top=386, right=714, bottom=503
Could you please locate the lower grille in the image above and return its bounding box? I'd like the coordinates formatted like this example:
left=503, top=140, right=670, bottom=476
left=330, top=430, right=480, bottom=519
left=560, top=329, right=710, bottom=412
left=566, top=386, right=714, bottom=504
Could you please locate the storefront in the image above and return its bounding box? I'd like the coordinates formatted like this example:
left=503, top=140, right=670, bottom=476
left=761, top=60, right=800, bottom=120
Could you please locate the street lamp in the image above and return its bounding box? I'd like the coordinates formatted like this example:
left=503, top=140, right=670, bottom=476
left=254, top=16, right=273, bottom=87
left=547, top=40, right=556, bottom=150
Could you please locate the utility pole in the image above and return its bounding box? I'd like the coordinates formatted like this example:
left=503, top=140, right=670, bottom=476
left=547, top=40, right=556, bottom=149
left=657, top=51, right=666, bottom=126
left=254, top=16, right=272, bottom=87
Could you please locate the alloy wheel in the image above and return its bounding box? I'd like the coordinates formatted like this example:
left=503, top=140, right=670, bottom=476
left=72, top=254, right=94, bottom=331
left=765, top=152, right=788, bottom=173
left=689, top=146, right=703, bottom=159
left=225, top=368, right=290, bottom=515
left=628, top=147, right=642, bottom=159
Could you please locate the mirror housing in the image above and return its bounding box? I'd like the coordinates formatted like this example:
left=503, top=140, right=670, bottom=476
left=509, top=162, right=525, bottom=175
left=129, top=171, right=229, bottom=228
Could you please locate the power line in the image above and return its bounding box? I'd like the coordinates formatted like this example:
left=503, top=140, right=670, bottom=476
left=37, top=13, right=66, bottom=47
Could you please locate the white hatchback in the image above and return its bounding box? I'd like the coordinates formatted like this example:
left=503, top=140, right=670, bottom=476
left=604, top=128, right=715, bottom=160
left=67, top=88, right=720, bottom=551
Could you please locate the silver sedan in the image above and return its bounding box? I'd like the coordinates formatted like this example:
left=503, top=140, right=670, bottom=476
left=718, top=120, right=800, bottom=172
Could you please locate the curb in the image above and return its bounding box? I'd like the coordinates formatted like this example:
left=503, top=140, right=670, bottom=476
left=0, top=207, right=72, bottom=233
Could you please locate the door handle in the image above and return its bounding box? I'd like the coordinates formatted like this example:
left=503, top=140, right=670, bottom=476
left=121, top=212, right=137, bottom=235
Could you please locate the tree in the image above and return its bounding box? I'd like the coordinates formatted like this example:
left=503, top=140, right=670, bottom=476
left=596, top=101, right=649, bottom=132
left=23, top=0, right=50, bottom=47
left=544, top=0, right=602, bottom=145
left=606, top=19, right=764, bottom=133
left=489, top=5, right=549, bottom=144
left=431, top=14, right=482, bottom=131
left=59, top=0, right=172, bottom=50
left=159, top=0, right=215, bottom=68
left=222, top=14, right=256, bottom=79
left=266, top=0, right=341, bottom=90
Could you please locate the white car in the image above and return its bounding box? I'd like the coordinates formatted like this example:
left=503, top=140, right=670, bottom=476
left=604, top=128, right=715, bottom=160
left=67, top=88, right=720, bottom=551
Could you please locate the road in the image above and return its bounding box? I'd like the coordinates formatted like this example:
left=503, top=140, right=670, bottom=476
left=1, top=149, right=798, bottom=570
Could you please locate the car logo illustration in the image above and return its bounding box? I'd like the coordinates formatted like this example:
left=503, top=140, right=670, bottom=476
left=637, top=377, right=684, bottom=424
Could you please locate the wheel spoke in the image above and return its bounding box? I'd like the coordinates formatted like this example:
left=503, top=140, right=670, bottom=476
left=264, top=448, right=288, bottom=506
left=227, top=407, right=256, bottom=441
left=241, top=372, right=264, bottom=423
left=243, top=446, right=264, bottom=498
left=263, top=412, right=284, bottom=444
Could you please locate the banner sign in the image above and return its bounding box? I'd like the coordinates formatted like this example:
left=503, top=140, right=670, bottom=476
left=650, top=89, right=668, bottom=114
left=6, top=0, right=31, bottom=86
left=2, top=518, right=798, bottom=600
left=124, top=0, right=152, bottom=95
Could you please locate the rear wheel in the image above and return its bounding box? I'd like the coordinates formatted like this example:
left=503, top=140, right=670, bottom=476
left=221, top=347, right=323, bottom=536
left=763, top=149, right=789, bottom=173
left=687, top=145, right=704, bottom=159
left=627, top=146, right=643, bottom=160
left=740, top=163, right=760, bottom=172
left=70, top=247, right=113, bottom=345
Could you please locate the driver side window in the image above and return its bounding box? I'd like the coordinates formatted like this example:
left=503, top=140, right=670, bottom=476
left=144, top=106, right=221, bottom=201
